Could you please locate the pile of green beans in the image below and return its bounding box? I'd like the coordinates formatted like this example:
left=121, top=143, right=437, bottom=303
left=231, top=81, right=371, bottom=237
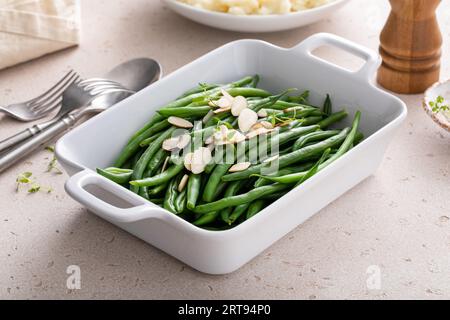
left=97, top=76, right=363, bottom=230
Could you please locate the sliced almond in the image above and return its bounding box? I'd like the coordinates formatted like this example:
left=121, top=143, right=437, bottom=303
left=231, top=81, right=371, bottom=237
left=258, top=109, right=268, bottom=118
left=191, top=147, right=212, bottom=174
left=229, top=162, right=251, bottom=172
left=205, top=136, right=214, bottom=145
left=168, top=116, right=193, bottom=129
left=184, top=152, right=194, bottom=171
left=221, top=89, right=234, bottom=102
left=251, top=122, right=265, bottom=131
left=178, top=174, right=189, bottom=192
left=230, top=131, right=246, bottom=144
left=214, top=107, right=231, bottom=114
left=238, top=108, right=258, bottom=133
left=161, top=156, right=170, bottom=172
left=176, top=134, right=191, bottom=150
left=246, top=127, right=271, bottom=139
left=162, top=137, right=180, bottom=151
left=231, top=96, right=248, bottom=116
left=260, top=121, right=274, bottom=129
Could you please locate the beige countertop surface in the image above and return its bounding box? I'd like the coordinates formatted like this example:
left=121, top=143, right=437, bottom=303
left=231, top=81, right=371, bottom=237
left=0, top=0, right=449, bottom=300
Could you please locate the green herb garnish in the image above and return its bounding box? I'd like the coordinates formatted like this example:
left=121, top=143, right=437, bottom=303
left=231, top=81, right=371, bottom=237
left=429, top=96, right=449, bottom=114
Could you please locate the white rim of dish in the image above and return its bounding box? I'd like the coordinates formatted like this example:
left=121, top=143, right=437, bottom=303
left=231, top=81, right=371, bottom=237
left=423, top=78, right=450, bottom=132
left=164, top=0, right=348, bottom=19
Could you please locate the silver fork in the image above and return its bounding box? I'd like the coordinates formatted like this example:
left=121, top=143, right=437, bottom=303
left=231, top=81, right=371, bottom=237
left=0, top=78, right=128, bottom=153
left=0, top=70, right=79, bottom=122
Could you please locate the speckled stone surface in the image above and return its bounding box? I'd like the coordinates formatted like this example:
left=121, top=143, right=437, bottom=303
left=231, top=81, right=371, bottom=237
left=0, top=0, right=449, bottom=300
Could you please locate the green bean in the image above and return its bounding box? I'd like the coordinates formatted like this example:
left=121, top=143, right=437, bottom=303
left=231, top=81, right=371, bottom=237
left=203, top=164, right=233, bottom=202
left=246, top=200, right=266, bottom=220
left=254, top=163, right=316, bottom=187
left=255, top=112, right=361, bottom=184
left=293, top=130, right=340, bottom=151
left=130, top=162, right=184, bottom=187
left=175, top=189, right=187, bottom=214
left=228, top=203, right=251, bottom=225
left=193, top=211, right=219, bottom=227
left=220, top=181, right=243, bottom=223
left=161, top=76, right=254, bottom=110
left=158, top=106, right=212, bottom=118
left=194, top=183, right=290, bottom=214
left=128, top=114, right=165, bottom=143
left=284, top=108, right=323, bottom=119
left=164, top=176, right=180, bottom=214
left=178, top=83, right=220, bottom=99
left=294, top=148, right=331, bottom=187
left=300, top=116, right=323, bottom=126
left=145, top=149, right=167, bottom=177
left=131, top=149, right=144, bottom=169
left=139, top=134, right=159, bottom=147
left=115, top=120, right=170, bottom=167
left=222, top=128, right=349, bottom=182
left=354, top=132, right=364, bottom=145
left=287, top=90, right=310, bottom=105
left=323, top=94, right=332, bottom=116
left=149, top=198, right=164, bottom=205
left=274, top=125, right=320, bottom=146
left=129, top=127, right=176, bottom=192
left=148, top=181, right=169, bottom=196
left=249, top=75, right=260, bottom=88
left=318, top=110, right=348, bottom=129
left=187, top=174, right=202, bottom=210
left=226, top=87, right=271, bottom=98
left=96, top=168, right=133, bottom=184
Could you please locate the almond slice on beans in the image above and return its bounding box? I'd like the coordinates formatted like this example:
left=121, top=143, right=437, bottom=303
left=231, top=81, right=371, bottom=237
left=176, top=134, right=191, bottom=150
left=246, top=128, right=272, bottom=140
left=231, top=96, right=248, bottom=116
left=258, top=109, right=268, bottom=118
left=238, top=109, right=258, bottom=133
left=214, top=107, right=231, bottom=114
left=168, top=116, right=193, bottom=129
left=178, top=174, right=189, bottom=192
left=184, top=153, right=194, bottom=171
left=162, top=137, right=180, bottom=151
left=191, top=147, right=212, bottom=174
left=229, top=162, right=251, bottom=173
left=260, top=121, right=274, bottom=129
left=161, top=156, right=170, bottom=172
left=221, top=89, right=234, bottom=102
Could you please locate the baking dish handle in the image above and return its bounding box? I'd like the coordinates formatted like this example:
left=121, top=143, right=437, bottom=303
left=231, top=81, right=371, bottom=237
left=292, top=33, right=381, bottom=83
left=65, top=169, right=168, bottom=224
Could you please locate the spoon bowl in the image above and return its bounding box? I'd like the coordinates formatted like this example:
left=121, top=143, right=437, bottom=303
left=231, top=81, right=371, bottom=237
left=423, top=79, right=450, bottom=132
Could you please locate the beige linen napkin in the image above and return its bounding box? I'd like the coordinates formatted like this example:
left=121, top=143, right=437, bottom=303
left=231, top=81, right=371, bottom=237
left=0, top=0, right=80, bottom=70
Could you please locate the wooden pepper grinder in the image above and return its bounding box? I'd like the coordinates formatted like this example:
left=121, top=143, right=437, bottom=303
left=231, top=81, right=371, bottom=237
left=377, top=0, right=442, bottom=94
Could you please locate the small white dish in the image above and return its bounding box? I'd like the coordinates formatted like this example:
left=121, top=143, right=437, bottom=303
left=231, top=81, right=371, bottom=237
left=423, top=79, right=450, bottom=132
left=162, top=0, right=350, bottom=33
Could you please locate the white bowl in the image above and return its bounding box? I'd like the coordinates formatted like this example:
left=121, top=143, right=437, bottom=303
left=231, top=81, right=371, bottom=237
left=423, top=79, right=450, bottom=132
left=162, top=0, right=351, bottom=33
left=57, top=33, right=407, bottom=275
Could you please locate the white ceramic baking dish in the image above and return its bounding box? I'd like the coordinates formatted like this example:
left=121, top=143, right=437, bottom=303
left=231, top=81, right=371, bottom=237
left=57, top=33, right=407, bottom=275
